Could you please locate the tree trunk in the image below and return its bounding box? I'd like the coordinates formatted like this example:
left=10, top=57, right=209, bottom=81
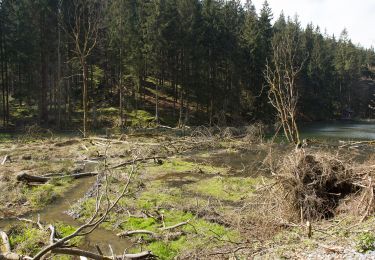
left=155, top=78, right=159, bottom=123
left=0, top=22, right=5, bottom=127
left=82, top=60, right=88, bottom=137
left=57, top=2, right=62, bottom=128
left=5, top=56, right=9, bottom=125
left=119, top=48, right=124, bottom=129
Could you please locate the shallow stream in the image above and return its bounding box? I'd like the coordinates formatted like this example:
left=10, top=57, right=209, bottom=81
left=1, top=121, right=374, bottom=255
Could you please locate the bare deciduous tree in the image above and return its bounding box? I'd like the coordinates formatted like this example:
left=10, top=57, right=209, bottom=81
left=70, top=0, right=102, bottom=137
left=265, top=27, right=305, bottom=145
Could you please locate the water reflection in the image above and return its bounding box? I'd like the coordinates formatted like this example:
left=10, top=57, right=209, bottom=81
left=301, top=121, right=375, bottom=140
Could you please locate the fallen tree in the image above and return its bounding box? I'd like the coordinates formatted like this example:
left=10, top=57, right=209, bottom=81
left=117, top=220, right=190, bottom=240
left=259, top=151, right=375, bottom=222
left=16, top=172, right=99, bottom=183
left=111, top=156, right=166, bottom=169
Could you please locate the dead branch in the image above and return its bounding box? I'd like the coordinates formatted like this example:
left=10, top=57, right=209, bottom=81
left=85, top=137, right=159, bottom=146
left=16, top=214, right=44, bottom=230
left=48, top=225, right=55, bottom=245
left=117, top=230, right=158, bottom=238
left=0, top=230, right=11, bottom=254
left=1, top=155, right=10, bottom=165
left=117, top=220, right=190, bottom=239
left=111, top=156, right=166, bottom=169
left=0, top=230, right=32, bottom=260
left=51, top=248, right=153, bottom=260
left=160, top=220, right=190, bottom=231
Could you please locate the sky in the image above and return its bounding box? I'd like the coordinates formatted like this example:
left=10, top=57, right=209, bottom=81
left=249, top=0, right=375, bottom=48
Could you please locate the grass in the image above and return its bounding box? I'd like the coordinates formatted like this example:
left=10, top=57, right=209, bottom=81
left=188, top=176, right=263, bottom=201
left=55, top=222, right=84, bottom=246
left=25, top=178, right=73, bottom=208
left=144, top=158, right=228, bottom=176
left=120, top=210, right=239, bottom=260
left=356, top=231, right=375, bottom=253
left=128, top=110, right=156, bottom=127
left=8, top=223, right=48, bottom=256
left=5, top=222, right=82, bottom=257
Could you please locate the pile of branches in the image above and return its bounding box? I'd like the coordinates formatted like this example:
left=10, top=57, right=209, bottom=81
left=261, top=151, right=374, bottom=222
left=190, top=124, right=265, bottom=142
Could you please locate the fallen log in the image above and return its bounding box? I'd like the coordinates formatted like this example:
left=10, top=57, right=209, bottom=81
left=0, top=230, right=32, bottom=260
left=1, top=155, right=10, bottom=165
left=117, top=230, right=158, bottom=238
left=17, top=214, right=44, bottom=230
left=111, top=156, right=167, bottom=169
left=0, top=230, right=11, bottom=254
left=84, top=137, right=159, bottom=146
left=16, top=172, right=99, bottom=183
left=52, top=248, right=153, bottom=260
left=117, top=220, right=190, bottom=239
left=160, top=220, right=190, bottom=231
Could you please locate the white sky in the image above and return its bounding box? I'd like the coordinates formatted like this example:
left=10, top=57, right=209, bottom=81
left=249, top=0, right=375, bottom=48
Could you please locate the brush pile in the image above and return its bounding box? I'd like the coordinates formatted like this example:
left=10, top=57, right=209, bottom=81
left=272, top=151, right=374, bottom=221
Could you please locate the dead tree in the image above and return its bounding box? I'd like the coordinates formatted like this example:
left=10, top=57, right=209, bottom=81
left=265, top=26, right=305, bottom=145
left=69, top=0, right=102, bottom=137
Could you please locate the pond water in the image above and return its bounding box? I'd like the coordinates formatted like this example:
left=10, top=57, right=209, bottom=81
left=300, top=121, right=375, bottom=140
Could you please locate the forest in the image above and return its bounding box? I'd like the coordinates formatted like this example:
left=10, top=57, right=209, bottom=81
left=0, top=0, right=375, bottom=260
left=1, top=0, right=374, bottom=132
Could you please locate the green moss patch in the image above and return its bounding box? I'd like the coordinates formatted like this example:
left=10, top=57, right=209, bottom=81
left=119, top=210, right=239, bottom=260
left=145, top=158, right=228, bottom=176
left=25, top=178, right=73, bottom=208
left=55, top=222, right=84, bottom=246
left=8, top=224, right=48, bottom=256
left=128, top=110, right=156, bottom=127
left=188, top=176, right=262, bottom=201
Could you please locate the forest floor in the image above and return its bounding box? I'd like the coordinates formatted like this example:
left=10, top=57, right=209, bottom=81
left=0, top=129, right=374, bottom=259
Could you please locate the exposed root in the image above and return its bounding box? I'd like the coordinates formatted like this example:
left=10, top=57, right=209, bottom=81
left=257, top=151, right=375, bottom=222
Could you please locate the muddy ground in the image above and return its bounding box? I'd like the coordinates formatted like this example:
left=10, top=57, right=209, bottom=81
left=0, top=131, right=374, bottom=259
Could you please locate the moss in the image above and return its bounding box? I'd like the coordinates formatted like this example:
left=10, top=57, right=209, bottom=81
left=77, top=198, right=97, bottom=219
left=55, top=222, right=83, bottom=246
left=0, top=133, right=15, bottom=142
left=26, top=178, right=72, bottom=208
left=188, top=176, right=262, bottom=201
left=120, top=217, right=157, bottom=232
left=128, top=110, right=156, bottom=127
left=28, top=184, right=58, bottom=207
left=122, top=210, right=239, bottom=260
left=147, top=238, right=186, bottom=260
left=356, top=231, right=375, bottom=253
left=12, top=106, right=37, bottom=120
left=145, top=158, right=228, bottom=176
left=137, top=184, right=184, bottom=209
left=8, top=224, right=47, bottom=256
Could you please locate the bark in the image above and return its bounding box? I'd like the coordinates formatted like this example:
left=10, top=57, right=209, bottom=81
left=57, top=1, right=62, bottom=128
left=117, top=220, right=189, bottom=239
left=0, top=231, right=31, bottom=260
left=111, top=156, right=166, bottom=169
left=16, top=172, right=98, bottom=183
left=117, top=230, right=157, bottom=238
left=39, top=10, right=48, bottom=124
left=82, top=60, right=88, bottom=137
left=160, top=220, right=190, bottom=231
left=52, top=248, right=153, bottom=260
left=0, top=21, right=5, bottom=127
